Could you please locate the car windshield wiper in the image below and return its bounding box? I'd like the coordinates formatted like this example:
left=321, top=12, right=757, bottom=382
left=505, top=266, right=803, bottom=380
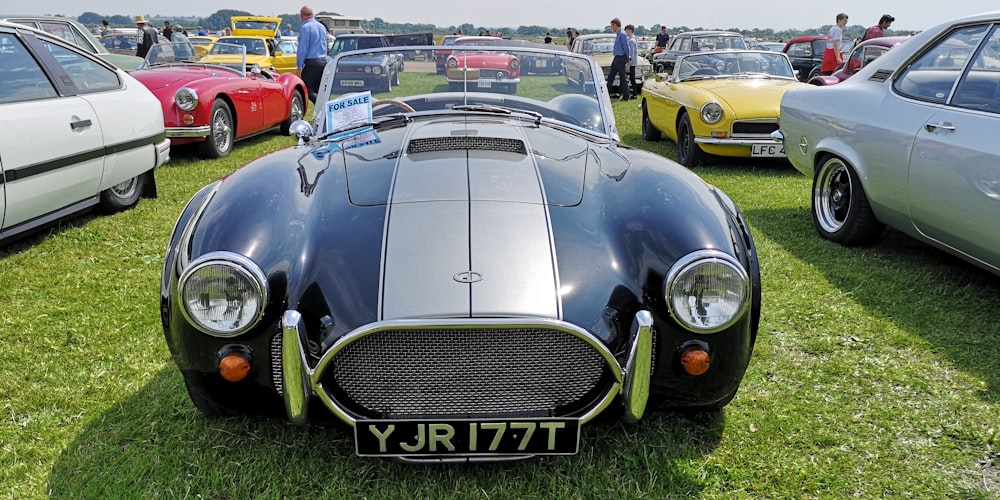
left=452, top=104, right=544, bottom=124
left=735, top=72, right=772, bottom=78
left=315, top=114, right=409, bottom=141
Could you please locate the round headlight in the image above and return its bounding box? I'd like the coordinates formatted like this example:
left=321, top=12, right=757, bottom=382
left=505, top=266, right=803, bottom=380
left=178, top=252, right=268, bottom=337
left=372, top=65, right=382, bottom=75
left=701, top=102, right=724, bottom=124
left=174, top=87, right=198, bottom=112
left=665, top=250, right=749, bottom=333
left=364, top=66, right=372, bottom=73
left=447, top=58, right=457, bottom=68
left=510, top=57, right=519, bottom=69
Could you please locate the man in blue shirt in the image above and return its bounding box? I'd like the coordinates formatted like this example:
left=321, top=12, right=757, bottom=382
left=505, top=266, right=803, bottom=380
left=297, top=5, right=328, bottom=103
left=282, top=24, right=294, bottom=37
left=607, top=18, right=630, bottom=101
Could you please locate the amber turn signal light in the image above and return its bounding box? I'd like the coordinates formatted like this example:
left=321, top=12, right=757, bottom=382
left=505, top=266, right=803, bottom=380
left=219, top=352, right=251, bottom=382
left=680, top=346, right=711, bottom=376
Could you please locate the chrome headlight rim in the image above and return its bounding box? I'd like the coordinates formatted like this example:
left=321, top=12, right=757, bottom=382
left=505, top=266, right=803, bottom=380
left=174, top=87, right=199, bottom=112
left=177, top=251, right=268, bottom=338
left=664, top=249, right=750, bottom=334
left=700, top=102, right=724, bottom=124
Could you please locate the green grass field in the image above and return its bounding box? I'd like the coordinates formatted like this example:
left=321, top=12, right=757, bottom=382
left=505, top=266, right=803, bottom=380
left=0, top=96, right=997, bottom=498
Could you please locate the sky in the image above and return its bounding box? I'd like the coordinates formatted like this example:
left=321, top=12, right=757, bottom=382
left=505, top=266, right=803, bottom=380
left=31, top=0, right=1000, bottom=32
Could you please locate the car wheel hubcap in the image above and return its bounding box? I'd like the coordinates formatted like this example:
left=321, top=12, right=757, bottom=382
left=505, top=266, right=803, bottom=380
left=110, top=177, right=138, bottom=199
left=818, top=163, right=850, bottom=232
left=212, top=108, right=232, bottom=151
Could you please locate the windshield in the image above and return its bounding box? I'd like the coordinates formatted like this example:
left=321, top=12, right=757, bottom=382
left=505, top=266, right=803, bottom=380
left=313, top=45, right=615, bottom=138
left=580, top=37, right=616, bottom=55
left=675, top=51, right=797, bottom=80
left=690, top=36, right=748, bottom=51
left=142, top=42, right=247, bottom=74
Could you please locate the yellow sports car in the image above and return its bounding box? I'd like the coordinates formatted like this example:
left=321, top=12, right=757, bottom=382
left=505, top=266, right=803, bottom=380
left=188, top=35, right=218, bottom=58
left=200, top=16, right=295, bottom=73
left=640, top=50, right=810, bottom=167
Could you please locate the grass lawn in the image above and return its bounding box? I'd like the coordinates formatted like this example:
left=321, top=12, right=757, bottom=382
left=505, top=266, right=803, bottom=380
left=0, top=97, right=998, bottom=498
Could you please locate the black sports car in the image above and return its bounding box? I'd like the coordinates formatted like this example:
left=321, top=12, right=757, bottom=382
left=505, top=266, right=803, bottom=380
left=160, top=45, right=762, bottom=461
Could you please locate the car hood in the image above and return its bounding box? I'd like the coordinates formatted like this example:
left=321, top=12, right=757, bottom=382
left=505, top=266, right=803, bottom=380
left=130, top=66, right=240, bottom=90
left=688, top=79, right=801, bottom=116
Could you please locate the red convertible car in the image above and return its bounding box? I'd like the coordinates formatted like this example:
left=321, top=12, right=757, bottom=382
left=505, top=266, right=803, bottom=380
left=131, top=42, right=307, bottom=158
left=445, top=37, right=521, bottom=93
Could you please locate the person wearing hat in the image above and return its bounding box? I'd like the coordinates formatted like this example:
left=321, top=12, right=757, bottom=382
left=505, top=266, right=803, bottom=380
left=862, top=14, right=895, bottom=41
left=134, top=15, right=159, bottom=58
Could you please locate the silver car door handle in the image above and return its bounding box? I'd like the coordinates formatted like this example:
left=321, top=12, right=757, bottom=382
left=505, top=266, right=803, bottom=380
left=924, top=122, right=956, bottom=132
left=70, top=119, right=93, bottom=130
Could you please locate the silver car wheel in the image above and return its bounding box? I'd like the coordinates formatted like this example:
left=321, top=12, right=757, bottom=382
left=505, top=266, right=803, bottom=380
left=815, top=159, right=852, bottom=234
left=211, top=106, right=233, bottom=153
left=109, top=177, right=139, bottom=200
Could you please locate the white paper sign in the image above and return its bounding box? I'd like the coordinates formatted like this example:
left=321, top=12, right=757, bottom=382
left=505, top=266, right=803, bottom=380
left=325, top=90, right=373, bottom=133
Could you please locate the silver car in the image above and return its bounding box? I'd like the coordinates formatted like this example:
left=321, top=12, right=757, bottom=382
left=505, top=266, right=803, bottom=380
left=774, top=11, right=1000, bottom=275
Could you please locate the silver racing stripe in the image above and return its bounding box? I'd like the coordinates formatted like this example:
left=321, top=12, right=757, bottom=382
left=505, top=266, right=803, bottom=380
left=379, top=120, right=560, bottom=320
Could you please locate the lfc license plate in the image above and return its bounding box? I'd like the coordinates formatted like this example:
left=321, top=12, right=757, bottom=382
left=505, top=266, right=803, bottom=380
left=355, top=418, right=580, bottom=457
left=751, top=143, right=785, bottom=157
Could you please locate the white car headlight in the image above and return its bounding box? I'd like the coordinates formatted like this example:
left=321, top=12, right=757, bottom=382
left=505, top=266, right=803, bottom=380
left=372, top=65, right=382, bottom=75
left=178, top=252, right=268, bottom=337
left=700, top=102, right=724, bottom=124
left=665, top=250, right=749, bottom=333
left=174, top=87, right=198, bottom=112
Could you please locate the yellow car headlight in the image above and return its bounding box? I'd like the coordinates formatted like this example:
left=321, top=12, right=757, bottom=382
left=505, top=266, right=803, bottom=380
left=700, top=102, right=724, bottom=124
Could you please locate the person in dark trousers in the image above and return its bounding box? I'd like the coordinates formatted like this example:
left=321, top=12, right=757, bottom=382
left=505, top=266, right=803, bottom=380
left=134, top=15, right=158, bottom=59
left=607, top=18, right=630, bottom=101
left=625, top=24, right=639, bottom=99
left=296, top=5, right=328, bottom=103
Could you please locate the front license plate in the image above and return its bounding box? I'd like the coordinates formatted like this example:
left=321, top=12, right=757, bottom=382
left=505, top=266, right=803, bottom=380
left=340, top=80, right=365, bottom=86
left=355, top=418, right=580, bottom=456
left=477, top=80, right=493, bottom=88
left=751, top=143, right=785, bottom=157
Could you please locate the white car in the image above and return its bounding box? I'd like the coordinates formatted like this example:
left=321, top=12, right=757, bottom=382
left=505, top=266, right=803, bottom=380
left=0, top=21, right=169, bottom=245
left=774, top=11, right=1000, bottom=275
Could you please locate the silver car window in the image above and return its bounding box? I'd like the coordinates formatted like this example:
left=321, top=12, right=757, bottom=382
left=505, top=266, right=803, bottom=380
left=951, top=25, right=1000, bottom=114
left=0, top=33, right=58, bottom=103
left=895, top=24, right=990, bottom=104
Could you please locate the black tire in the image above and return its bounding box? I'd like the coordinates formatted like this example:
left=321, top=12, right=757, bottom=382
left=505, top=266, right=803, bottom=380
left=280, top=90, right=304, bottom=136
left=99, top=173, right=145, bottom=213
left=812, top=155, right=884, bottom=245
left=578, top=72, right=585, bottom=90
left=184, top=380, right=238, bottom=417
left=392, top=68, right=400, bottom=87
left=641, top=101, right=661, bottom=141
left=199, top=99, right=234, bottom=158
left=379, top=74, right=392, bottom=94
left=676, top=113, right=704, bottom=168
left=806, top=65, right=821, bottom=82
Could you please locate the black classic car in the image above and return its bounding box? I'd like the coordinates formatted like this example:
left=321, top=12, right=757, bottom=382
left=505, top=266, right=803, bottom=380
left=328, top=34, right=403, bottom=92
left=161, top=45, right=761, bottom=461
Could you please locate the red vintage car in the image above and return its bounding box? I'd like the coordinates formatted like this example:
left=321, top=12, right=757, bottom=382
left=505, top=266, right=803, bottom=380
left=445, top=37, right=521, bottom=93
left=434, top=35, right=460, bottom=74
left=808, top=36, right=909, bottom=86
left=131, top=42, right=307, bottom=158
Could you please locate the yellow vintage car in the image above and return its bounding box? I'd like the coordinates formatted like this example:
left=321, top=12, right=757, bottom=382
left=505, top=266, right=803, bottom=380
left=640, top=50, right=810, bottom=167
left=188, top=35, right=218, bottom=58
left=200, top=16, right=295, bottom=73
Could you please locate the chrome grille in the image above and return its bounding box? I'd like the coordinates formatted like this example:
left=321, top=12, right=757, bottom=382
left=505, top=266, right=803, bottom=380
left=270, top=333, right=283, bottom=395
left=407, top=137, right=526, bottom=154
left=732, top=121, right=779, bottom=137
left=324, top=327, right=608, bottom=418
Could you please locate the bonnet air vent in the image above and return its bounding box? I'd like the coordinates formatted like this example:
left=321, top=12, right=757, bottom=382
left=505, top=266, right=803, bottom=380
left=869, top=69, right=893, bottom=82
left=407, top=137, right=527, bottom=155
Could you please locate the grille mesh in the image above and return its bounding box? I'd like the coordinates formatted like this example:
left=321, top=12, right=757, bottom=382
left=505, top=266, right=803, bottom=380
left=325, top=327, right=607, bottom=418
left=407, top=137, right=527, bottom=155
left=732, top=121, right=779, bottom=136
left=270, top=333, right=283, bottom=395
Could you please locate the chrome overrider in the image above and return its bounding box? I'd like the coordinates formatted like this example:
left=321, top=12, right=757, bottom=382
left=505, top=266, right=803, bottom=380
left=281, top=311, right=654, bottom=427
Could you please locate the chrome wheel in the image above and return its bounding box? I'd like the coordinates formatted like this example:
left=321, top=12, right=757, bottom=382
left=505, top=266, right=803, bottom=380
left=815, top=160, right=851, bottom=234
left=811, top=155, right=883, bottom=245
left=210, top=106, right=233, bottom=153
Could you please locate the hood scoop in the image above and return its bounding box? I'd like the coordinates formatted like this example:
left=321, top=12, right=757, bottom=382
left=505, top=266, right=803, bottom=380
left=407, top=137, right=527, bottom=155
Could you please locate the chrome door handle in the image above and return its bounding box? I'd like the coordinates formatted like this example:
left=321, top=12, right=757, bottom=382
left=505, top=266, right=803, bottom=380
left=925, top=122, right=956, bottom=132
